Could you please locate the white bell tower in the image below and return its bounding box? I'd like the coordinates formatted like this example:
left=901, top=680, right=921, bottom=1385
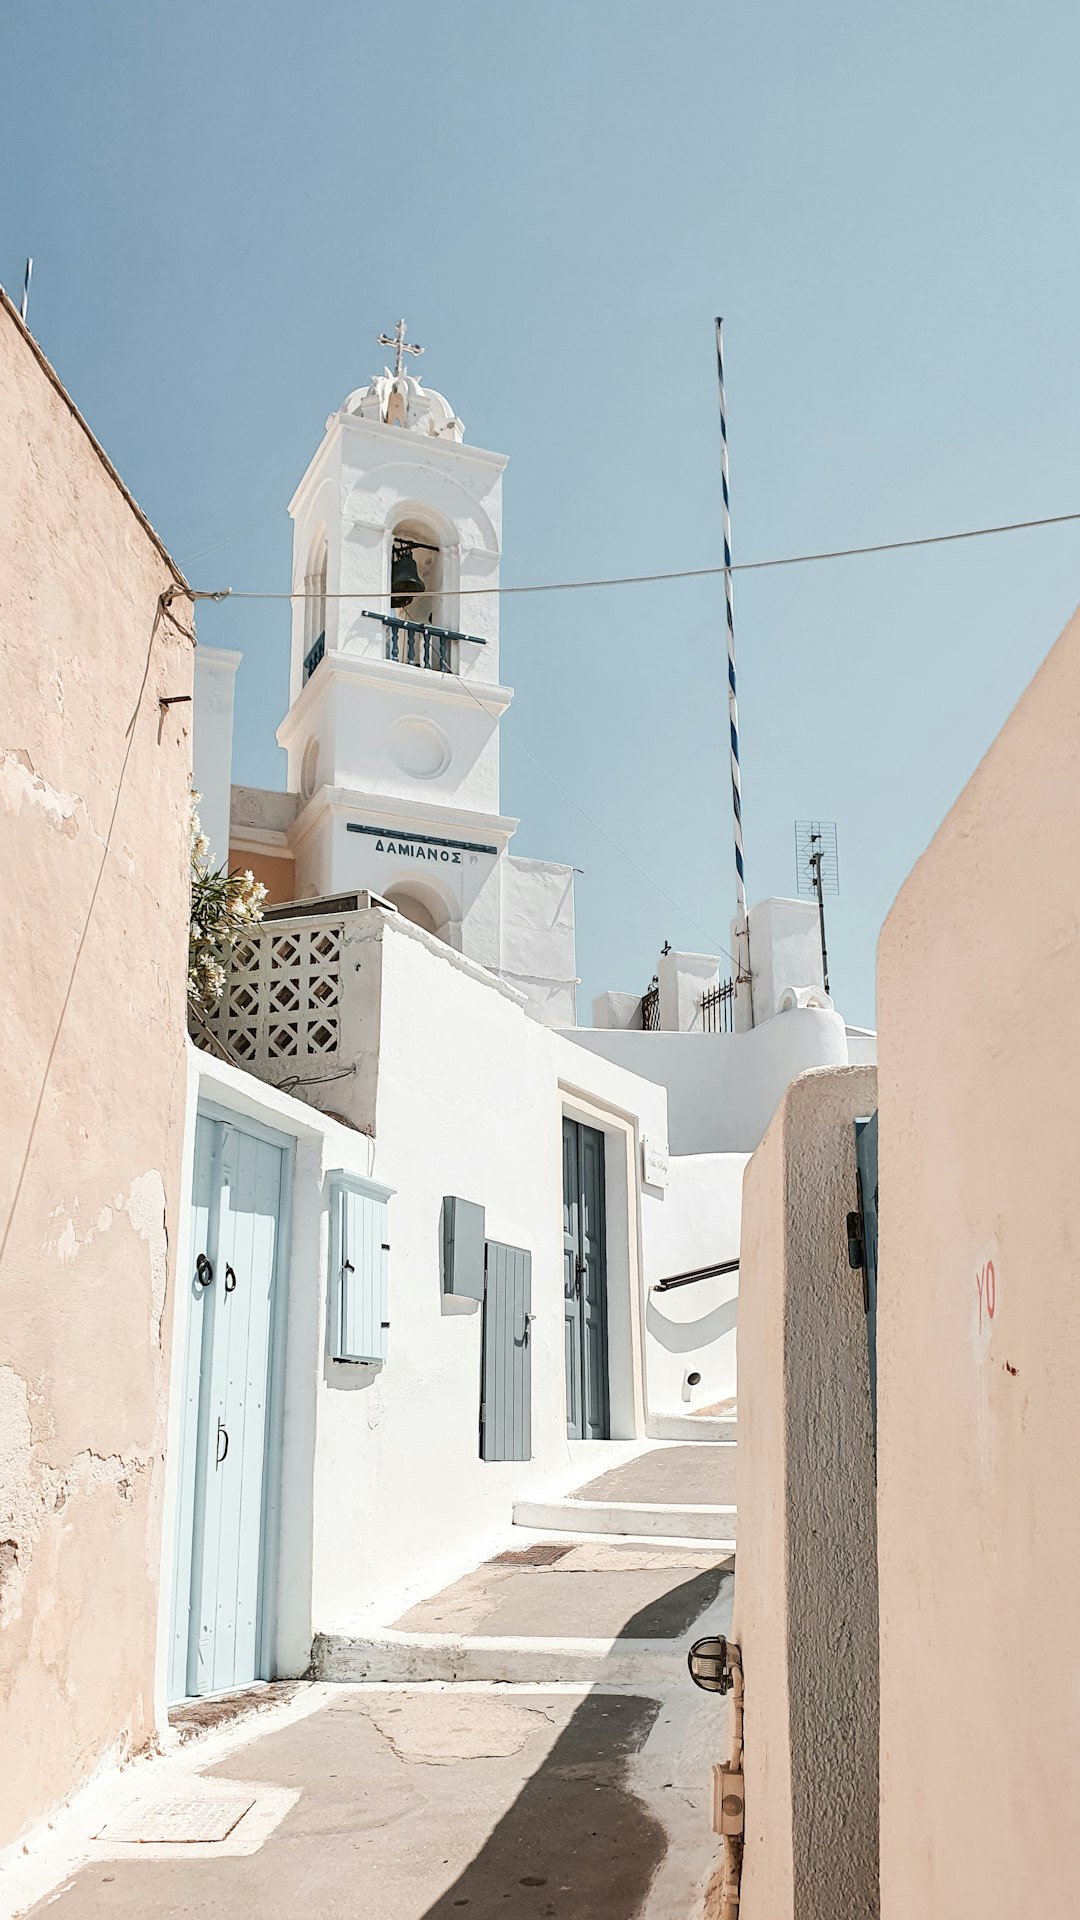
left=278, top=323, right=516, bottom=957
left=273, top=324, right=577, bottom=1021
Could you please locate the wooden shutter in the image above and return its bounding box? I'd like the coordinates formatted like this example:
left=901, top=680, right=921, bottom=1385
left=329, top=1175, right=394, bottom=1364
left=480, top=1241, right=532, bottom=1461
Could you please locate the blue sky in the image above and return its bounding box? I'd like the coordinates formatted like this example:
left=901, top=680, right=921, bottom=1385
left=5, top=0, right=1080, bottom=1027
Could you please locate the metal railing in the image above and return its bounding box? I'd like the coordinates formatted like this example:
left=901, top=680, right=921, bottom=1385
left=653, top=1257, right=740, bottom=1294
left=302, top=631, right=325, bottom=684
left=361, top=609, right=486, bottom=675
left=701, top=976, right=735, bottom=1032
left=640, top=982, right=661, bottom=1030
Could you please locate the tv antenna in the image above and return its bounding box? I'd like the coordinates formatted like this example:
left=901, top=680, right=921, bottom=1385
left=795, top=820, right=839, bottom=994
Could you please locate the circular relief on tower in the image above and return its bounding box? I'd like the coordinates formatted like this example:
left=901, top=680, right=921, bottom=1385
left=300, top=736, right=320, bottom=800
left=388, top=716, right=451, bottom=780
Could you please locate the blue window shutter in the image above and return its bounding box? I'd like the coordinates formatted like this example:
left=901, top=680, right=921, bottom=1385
left=328, top=1174, right=394, bottom=1365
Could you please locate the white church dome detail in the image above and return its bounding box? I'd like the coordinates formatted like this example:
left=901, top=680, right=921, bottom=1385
left=337, top=318, right=464, bottom=441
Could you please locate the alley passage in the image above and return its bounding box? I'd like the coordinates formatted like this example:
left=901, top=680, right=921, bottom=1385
left=25, top=1435, right=734, bottom=1920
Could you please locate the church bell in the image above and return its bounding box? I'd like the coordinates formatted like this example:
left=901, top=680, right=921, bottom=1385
left=391, top=541, right=426, bottom=608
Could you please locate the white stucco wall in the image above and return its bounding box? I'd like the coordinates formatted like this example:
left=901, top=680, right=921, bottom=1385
left=173, top=914, right=759, bottom=1667
left=191, top=646, right=241, bottom=868
left=564, top=1009, right=852, bottom=1154
left=739, top=897, right=826, bottom=1024
left=305, top=919, right=674, bottom=1633
left=641, top=1153, right=746, bottom=1413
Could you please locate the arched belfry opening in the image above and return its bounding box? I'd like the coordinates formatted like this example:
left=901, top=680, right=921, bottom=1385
left=387, top=515, right=457, bottom=672
left=302, top=528, right=327, bottom=683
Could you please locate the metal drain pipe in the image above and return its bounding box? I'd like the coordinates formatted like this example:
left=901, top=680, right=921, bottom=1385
left=718, top=1642, right=744, bottom=1920
left=688, top=1635, right=745, bottom=1919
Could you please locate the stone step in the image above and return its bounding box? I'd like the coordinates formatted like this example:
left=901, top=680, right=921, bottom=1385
left=512, top=1496, right=737, bottom=1544
left=311, top=1628, right=696, bottom=1686
left=646, top=1413, right=738, bottom=1443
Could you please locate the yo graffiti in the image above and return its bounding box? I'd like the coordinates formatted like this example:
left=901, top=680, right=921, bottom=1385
left=975, top=1258, right=997, bottom=1335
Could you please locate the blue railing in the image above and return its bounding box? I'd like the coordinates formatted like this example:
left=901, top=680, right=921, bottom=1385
left=361, top=610, right=485, bottom=674
left=302, top=631, right=325, bottom=684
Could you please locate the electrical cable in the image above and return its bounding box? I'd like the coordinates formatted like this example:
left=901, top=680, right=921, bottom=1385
left=179, top=506, right=1080, bottom=606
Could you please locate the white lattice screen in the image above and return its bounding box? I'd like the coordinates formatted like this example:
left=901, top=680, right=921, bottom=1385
left=206, top=921, right=343, bottom=1068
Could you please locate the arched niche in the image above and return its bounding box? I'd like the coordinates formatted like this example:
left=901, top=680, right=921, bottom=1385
left=383, top=878, right=455, bottom=946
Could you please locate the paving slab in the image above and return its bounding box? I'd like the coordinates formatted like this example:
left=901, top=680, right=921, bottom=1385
left=28, top=1690, right=690, bottom=1920
left=569, top=1443, right=736, bottom=1507
left=394, top=1541, right=732, bottom=1640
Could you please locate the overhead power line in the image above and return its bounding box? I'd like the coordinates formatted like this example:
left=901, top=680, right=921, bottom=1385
left=182, top=507, right=1080, bottom=606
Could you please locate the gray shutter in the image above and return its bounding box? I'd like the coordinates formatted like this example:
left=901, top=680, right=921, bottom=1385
left=329, top=1175, right=394, bottom=1364
left=480, top=1241, right=532, bottom=1462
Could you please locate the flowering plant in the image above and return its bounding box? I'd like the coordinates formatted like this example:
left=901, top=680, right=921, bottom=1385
left=188, top=795, right=267, bottom=1010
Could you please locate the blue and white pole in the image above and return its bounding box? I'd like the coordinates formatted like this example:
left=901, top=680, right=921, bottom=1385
left=20, top=258, right=32, bottom=324
left=715, top=317, right=753, bottom=1014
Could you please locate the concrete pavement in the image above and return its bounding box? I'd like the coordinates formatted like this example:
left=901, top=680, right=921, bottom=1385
left=19, top=1441, right=734, bottom=1919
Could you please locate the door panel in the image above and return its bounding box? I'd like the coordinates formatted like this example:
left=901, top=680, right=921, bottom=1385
left=562, top=1119, right=610, bottom=1440
left=171, top=1112, right=286, bottom=1700
left=481, top=1241, right=532, bottom=1462
left=563, top=1121, right=584, bottom=1439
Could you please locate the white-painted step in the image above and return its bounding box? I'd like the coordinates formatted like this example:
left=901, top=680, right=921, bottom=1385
left=646, top=1414, right=737, bottom=1443
left=513, top=1496, right=737, bottom=1544
left=311, top=1629, right=695, bottom=1686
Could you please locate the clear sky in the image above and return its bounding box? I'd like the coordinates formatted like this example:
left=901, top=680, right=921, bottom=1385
left=5, top=0, right=1080, bottom=1028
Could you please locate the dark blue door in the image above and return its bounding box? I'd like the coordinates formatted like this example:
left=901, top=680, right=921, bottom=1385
left=562, top=1118, right=610, bottom=1440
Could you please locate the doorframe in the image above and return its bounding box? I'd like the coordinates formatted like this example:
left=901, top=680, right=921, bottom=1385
left=163, top=1093, right=295, bottom=1703
left=558, top=1084, right=648, bottom=1441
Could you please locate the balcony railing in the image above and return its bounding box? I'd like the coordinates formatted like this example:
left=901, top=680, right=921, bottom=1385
left=701, top=976, right=735, bottom=1032
left=640, top=982, right=661, bottom=1030
left=361, top=609, right=486, bottom=675
left=303, top=630, right=325, bottom=684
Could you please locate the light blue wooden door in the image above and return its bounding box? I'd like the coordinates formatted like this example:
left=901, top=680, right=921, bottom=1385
left=169, top=1110, right=288, bottom=1701
left=562, top=1119, right=610, bottom=1440
left=481, top=1241, right=532, bottom=1461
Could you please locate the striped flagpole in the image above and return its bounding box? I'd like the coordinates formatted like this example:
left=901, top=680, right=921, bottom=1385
left=714, top=317, right=753, bottom=1006
left=20, top=258, right=32, bottom=323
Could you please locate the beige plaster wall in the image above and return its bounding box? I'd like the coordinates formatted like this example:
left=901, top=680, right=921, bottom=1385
left=228, top=845, right=296, bottom=904
left=876, top=604, right=1080, bottom=1918
left=0, top=296, right=192, bottom=1846
left=735, top=1064, right=879, bottom=1920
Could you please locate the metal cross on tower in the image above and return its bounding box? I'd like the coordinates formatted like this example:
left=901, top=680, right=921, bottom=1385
left=377, top=318, right=424, bottom=377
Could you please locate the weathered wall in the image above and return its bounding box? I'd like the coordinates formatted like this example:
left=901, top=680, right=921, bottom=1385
left=0, top=295, right=192, bottom=1846
left=876, top=604, right=1080, bottom=1919
left=735, top=1065, right=878, bottom=1920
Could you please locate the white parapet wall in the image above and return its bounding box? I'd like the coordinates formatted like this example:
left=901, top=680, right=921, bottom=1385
left=564, top=1008, right=853, bottom=1155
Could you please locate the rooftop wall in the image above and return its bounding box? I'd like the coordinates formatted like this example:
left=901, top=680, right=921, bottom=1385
left=564, top=1009, right=852, bottom=1154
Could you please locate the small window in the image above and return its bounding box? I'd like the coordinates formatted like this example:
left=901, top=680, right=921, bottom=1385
left=328, top=1174, right=395, bottom=1364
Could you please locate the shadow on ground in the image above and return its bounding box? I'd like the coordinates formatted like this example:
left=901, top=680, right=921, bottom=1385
left=421, top=1694, right=665, bottom=1920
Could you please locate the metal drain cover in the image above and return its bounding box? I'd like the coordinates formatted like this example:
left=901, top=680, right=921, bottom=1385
left=95, top=1795, right=254, bottom=1844
left=493, top=1542, right=573, bottom=1567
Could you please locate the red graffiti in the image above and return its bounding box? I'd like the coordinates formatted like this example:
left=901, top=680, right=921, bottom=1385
left=975, top=1259, right=996, bottom=1332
